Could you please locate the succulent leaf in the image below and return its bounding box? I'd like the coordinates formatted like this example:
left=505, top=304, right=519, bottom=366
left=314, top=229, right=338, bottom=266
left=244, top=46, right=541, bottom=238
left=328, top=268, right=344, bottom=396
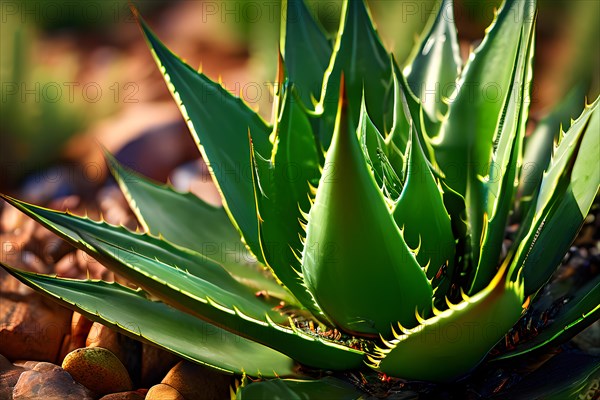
left=405, top=0, right=462, bottom=120
left=393, top=128, right=455, bottom=296
left=1, top=0, right=597, bottom=388
left=433, top=0, right=536, bottom=272
left=317, top=0, right=394, bottom=148
left=302, top=84, right=432, bottom=336
left=137, top=15, right=271, bottom=263
left=517, top=85, right=587, bottom=219
left=280, top=0, right=332, bottom=109
left=469, top=16, right=536, bottom=294
left=249, top=86, right=327, bottom=320
left=358, top=99, right=402, bottom=197
left=1, top=265, right=296, bottom=378
left=490, top=352, right=600, bottom=400
left=508, top=99, right=599, bottom=294
left=494, top=274, right=600, bottom=360
left=1, top=196, right=363, bottom=370
left=104, top=151, right=294, bottom=303
left=370, top=263, right=525, bottom=382
left=236, top=377, right=364, bottom=400
left=384, top=65, right=411, bottom=166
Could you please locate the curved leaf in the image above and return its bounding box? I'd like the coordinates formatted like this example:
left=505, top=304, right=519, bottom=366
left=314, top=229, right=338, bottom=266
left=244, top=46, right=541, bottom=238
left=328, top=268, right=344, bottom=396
left=508, top=99, right=599, bottom=294
left=517, top=85, right=587, bottom=219
left=469, top=17, right=535, bottom=294
left=370, top=264, right=525, bottom=382
left=302, top=85, right=432, bottom=337
left=494, top=274, right=600, bottom=360
left=136, top=15, right=270, bottom=263
left=237, top=377, right=364, bottom=400
left=2, top=196, right=363, bottom=370
left=433, top=0, right=535, bottom=271
left=358, top=100, right=403, bottom=199
left=104, top=151, right=294, bottom=303
left=317, top=0, right=394, bottom=148
left=492, top=352, right=600, bottom=400
left=281, top=0, right=332, bottom=108
left=250, top=86, right=327, bottom=320
left=405, top=0, right=462, bottom=120
left=2, top=265, right=296, bottom=378
left=393, top=128, right=455, bottom=295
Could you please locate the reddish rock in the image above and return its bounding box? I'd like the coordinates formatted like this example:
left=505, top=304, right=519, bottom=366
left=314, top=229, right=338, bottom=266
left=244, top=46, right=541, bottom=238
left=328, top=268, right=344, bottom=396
left=76, top=250, right=107, bottom=279
left=59, top=312, right=94, bottom=361
left=0, top=270, right=72, bottom=363
left=97, top=186, right=137, bottom=229
left=99, top=390, right=146, bottom=400
left=146, top=383, right=185, bottom=400
left=55, top=250, right=108, bottom=280
left=0, top=203, right=31, bottom=233
left=55, top=252, right=84, bottom=279
left=62, top=347, right=133, bottom=395
left=0, top=354, right=27, bottom=399
left=27, top=225, right=73, bottom=265
left=140, top=343, right=180, bottom=388
left=162, top=361, right=232, bottom=400
left=12, top=362, right=94, bottom=399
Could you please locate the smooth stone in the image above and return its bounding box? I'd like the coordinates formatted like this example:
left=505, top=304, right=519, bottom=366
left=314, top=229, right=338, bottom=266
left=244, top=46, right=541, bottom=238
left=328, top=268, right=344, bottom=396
left=62, top=347, right=133, bottom=395
left=146, top=383, right=185, bottom=400
left=98, top=390, right=147, bottom=400
left=162, top=361, right=232, bottom=400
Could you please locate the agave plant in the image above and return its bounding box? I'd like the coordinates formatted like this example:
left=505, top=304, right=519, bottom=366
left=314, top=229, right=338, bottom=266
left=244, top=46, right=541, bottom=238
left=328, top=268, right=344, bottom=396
left=2, top=0, right=599, bottom=397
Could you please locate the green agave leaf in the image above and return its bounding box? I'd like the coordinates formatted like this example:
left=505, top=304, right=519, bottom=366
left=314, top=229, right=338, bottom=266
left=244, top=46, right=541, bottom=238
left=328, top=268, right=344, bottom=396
left=405, top=0, right=462, bottom=120
left=302, top=85, right=432, bottom=337
left=249, top=85, right=327, bottom=321
left=3, top=195, right=269, bottom=297
left=469, top=17, right=535, bottom=294
left=491, top=352, right=600, bottom=400
left=281, top=0, right=332, bottom=108
left=317, top=0, right=394, bottom=148
left=358, top=99, right=402, bottom=199
left=1, top=195, right=283, bottom=318
left=494, top=274, right=600, bottom=360
left=393, top=128, right=455, bottom=292
left=391, top=60, right=439, bottom=156
left=517, top=85, right=587, bottom=220
left=236, top=377, right=364, bottom=400
left=384, top=64, right=411, bottom=164
left=104, top=151, right=294, bottom=303
left=432, top=0, right=535, bottom=271
left=1, top=265, right=295, bottom=378
left=136, top=14, right=270, bottom=263
left=370, top=263, right=525, bottom=382
left=1, top=196, right=363, bottom=370
left=508, top=99, right=599, bottom=294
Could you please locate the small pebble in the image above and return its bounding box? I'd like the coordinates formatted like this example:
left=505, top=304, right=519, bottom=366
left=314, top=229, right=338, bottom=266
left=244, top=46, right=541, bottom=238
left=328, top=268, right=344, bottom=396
left=146, top=383, right=185, bottom=400
left=62, top=347, right=133, bottom=395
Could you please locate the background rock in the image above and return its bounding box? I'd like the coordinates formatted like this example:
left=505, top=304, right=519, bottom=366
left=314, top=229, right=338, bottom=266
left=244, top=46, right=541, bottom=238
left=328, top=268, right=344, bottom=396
left=12, top=362, right=94, bottom=400
left=162, top=361, right=232, bottom=400
left=0, top=270, right=71, bottom=363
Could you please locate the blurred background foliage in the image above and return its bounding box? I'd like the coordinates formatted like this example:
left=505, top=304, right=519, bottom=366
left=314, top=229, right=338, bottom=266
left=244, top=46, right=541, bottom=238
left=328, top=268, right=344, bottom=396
left=0, top=0, right=598, bottom=190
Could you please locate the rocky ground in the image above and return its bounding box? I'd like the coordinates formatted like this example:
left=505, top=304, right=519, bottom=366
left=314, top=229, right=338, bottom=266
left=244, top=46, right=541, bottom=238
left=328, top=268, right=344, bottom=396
left=0, top=152, right=230, bottom=399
